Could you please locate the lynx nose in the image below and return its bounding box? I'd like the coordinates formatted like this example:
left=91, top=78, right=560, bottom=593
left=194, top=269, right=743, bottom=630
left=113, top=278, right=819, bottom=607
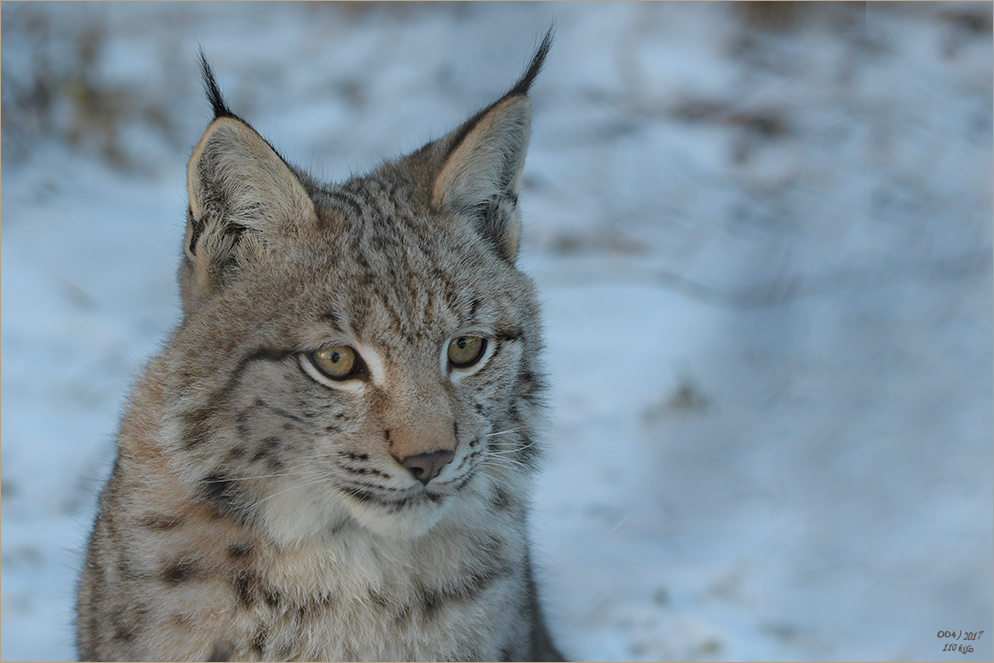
left=399, top=450, right=455, bottom=485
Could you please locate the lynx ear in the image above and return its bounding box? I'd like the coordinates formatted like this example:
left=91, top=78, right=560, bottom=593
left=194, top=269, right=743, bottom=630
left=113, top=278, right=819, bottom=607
left=182, top=116, right=316, bottom=310
left=431, top=30, right=551, bottom=263
left=432, top=97, right=531, bottom=262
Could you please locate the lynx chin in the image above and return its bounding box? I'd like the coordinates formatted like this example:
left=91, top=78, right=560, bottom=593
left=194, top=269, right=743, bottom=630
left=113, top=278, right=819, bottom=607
left=76, top=31, right=563, bottom=662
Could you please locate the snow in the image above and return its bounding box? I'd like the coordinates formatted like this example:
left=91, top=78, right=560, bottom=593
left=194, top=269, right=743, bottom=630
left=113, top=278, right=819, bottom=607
left=2, top=2, right=991, bottom=661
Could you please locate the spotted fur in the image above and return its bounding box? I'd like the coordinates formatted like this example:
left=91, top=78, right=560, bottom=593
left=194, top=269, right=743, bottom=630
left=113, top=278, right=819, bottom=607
left=76, top=31, right=561, bottom=662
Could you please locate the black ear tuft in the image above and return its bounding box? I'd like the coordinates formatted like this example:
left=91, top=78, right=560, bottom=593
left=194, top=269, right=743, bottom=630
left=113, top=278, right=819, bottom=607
left=508, top=26, right=554, bottom=98
left=199, top=51, right=234, bottom=120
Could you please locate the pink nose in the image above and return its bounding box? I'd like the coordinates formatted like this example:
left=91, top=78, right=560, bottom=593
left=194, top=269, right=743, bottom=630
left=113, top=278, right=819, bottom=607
left=399, top=451, right=455, bottom=485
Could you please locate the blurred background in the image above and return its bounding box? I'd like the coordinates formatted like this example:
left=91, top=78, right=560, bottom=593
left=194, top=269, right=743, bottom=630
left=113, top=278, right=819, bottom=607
left=2, top=2, right=991, bottom=661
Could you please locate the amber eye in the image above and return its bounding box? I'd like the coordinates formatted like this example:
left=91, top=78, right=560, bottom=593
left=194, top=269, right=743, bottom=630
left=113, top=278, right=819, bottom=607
left=310, top=346, right=359, bottom=380
left=447, top=336, right=486, bottom=368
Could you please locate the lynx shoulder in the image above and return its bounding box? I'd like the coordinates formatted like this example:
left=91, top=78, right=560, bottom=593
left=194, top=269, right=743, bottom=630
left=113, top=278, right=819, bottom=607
left=76, top=31, right=562, bottom=662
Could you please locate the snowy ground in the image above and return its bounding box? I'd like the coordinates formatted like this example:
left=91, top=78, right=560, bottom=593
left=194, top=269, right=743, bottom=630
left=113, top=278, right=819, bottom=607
left=2, top=2, right=992, bottom=661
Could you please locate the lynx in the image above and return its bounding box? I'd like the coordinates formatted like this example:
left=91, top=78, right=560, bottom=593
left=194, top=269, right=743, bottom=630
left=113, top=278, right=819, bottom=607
left=76, top=32, right=562, bottom=662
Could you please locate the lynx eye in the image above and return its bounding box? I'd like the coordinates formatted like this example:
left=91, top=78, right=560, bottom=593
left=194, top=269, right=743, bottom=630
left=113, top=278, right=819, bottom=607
left=447, top=336, right=486, bottom=368
left=310, top=345, right=359, bottom=380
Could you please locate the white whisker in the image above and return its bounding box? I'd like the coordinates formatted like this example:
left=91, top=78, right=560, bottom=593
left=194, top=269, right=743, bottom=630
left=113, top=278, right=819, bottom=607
left=482, top=427, right=525, bottom=439
left=487, top=439, right=537, bottom=457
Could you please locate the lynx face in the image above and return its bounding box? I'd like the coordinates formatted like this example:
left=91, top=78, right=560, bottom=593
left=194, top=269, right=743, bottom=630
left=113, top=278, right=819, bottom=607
left=164, top=174, right=544, bottom=544
left=158, top=50, right=549, bottom=547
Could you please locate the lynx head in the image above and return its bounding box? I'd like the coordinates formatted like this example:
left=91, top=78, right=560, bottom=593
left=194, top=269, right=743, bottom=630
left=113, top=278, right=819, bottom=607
left=162, top=33, right=552, bottom=545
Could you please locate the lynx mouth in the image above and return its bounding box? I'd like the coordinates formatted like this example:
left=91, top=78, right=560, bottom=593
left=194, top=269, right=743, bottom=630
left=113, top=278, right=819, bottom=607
left=339, top=483, right=448, bottom=512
